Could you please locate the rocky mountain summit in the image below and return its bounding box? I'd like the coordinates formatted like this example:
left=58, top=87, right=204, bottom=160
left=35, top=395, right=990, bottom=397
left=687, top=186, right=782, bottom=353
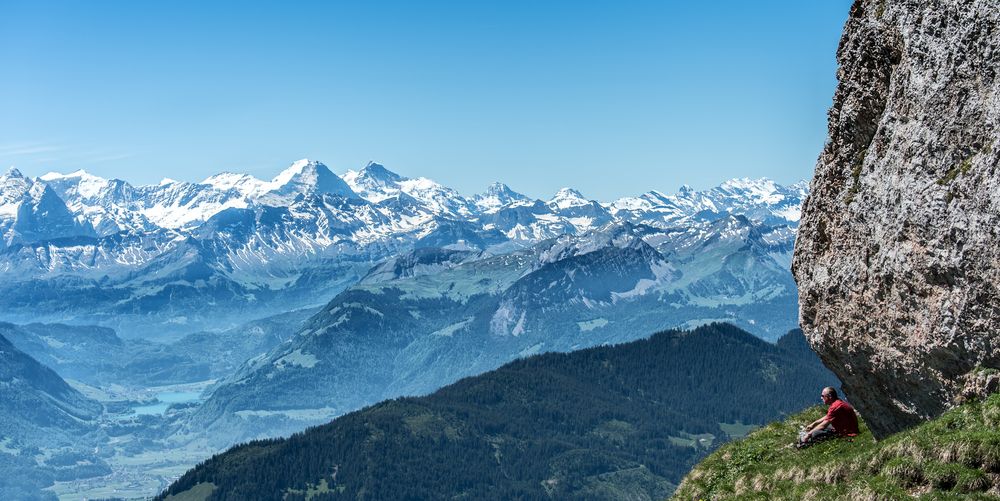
left=793, top=0, right=1000, bottom=439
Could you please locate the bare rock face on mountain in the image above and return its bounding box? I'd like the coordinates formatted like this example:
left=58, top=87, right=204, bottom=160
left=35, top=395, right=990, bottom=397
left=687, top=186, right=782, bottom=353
left=793, top=0, right=1000, bottom=439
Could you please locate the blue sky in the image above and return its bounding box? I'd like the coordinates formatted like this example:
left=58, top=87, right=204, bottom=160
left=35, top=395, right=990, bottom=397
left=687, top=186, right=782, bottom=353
left=1, top=1, right=852, bottom=200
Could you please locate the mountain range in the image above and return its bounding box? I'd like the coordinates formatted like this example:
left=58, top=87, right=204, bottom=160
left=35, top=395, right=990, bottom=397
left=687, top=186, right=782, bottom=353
left=0, top=159, right=811, bottom=498
left=186, top=216, right=802, bottom=442
left=0, top=161, right=806, bottom=340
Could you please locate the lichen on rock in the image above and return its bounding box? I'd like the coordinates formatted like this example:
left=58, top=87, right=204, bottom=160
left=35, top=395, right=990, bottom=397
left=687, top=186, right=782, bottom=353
left=793, top=0, right=1000, bottom=439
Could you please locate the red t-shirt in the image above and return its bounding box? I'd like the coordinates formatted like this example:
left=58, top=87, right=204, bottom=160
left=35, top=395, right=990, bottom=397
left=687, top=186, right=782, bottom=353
left=826, top=399, right=860, bottom=436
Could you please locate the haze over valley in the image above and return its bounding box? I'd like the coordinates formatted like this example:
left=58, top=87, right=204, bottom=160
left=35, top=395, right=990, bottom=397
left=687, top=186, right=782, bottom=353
left=1, top=160, right=811, bottom=499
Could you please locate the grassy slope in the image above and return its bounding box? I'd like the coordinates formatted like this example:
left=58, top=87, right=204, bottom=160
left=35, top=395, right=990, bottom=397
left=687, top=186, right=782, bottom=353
left=672, top=393, right=1000, bottom=500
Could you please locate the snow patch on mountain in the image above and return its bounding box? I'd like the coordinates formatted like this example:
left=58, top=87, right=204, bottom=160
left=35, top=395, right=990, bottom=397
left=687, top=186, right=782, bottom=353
left=717, top=177, right=785, bottom=204
left=431, top=317, right=474, bottom=337
left=202, top=172, right=268, bottom=197
left=274, top=349, right=319, bottom=369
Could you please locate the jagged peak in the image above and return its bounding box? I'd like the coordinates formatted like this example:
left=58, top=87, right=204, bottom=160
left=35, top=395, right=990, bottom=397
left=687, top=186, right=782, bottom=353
left=348, top=162, right=405, bottom=195
left=718, top=177, right=778, bottom=192
left=1, top=167, right=33, bottom=198
left=553, top=187, right=584, bottom=199
left=712, top=177, right=794, bottom=206
left=3, top=166, right=25, bottom=179
left=470, top=181, right=529, bottom=213
left=358, top=161, right=403, bottom=183
left=547, top=187, right=592, bottom=211
left=266, top=159, right=356, bottom=198
left=1, top=167, right=34, bottom=208
left=27, top=180, right=55, bottom=198
left=476, top=182, right=527, bottom=202
left=486, top=181, right=509, bottom=193
left=484, top=182, right=526, bottom=199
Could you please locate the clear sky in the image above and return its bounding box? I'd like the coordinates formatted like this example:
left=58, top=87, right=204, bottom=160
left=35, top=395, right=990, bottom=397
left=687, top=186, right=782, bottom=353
left=1, top=1, right=853, bottom=201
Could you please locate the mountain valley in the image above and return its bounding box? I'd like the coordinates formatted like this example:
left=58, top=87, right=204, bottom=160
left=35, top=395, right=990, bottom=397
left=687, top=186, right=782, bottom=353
left=0, top=162, right=811, bottom=499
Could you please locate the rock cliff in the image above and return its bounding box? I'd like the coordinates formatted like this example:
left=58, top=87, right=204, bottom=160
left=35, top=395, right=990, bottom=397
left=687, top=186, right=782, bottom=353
left=793, top=0, right=1000, bottom=439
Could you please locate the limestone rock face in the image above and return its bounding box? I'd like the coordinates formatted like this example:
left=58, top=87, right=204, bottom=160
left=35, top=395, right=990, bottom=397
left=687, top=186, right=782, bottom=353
left=793, top=0, right=1000, bottom=439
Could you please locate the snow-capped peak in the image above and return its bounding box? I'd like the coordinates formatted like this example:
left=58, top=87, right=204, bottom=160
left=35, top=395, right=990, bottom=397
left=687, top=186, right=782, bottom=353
left=548, top=187, right=589, bottom=209
left=358, top=162, right=403, bottom=184
left=554, top=187, right=583, bottom=198
left=264, top=159, right=357, bottom=199
left=344, top=162, right=405, bottom=197
left=159, top=178, right=178, bottom=186
left=270, top=158, right=315, bottom=187
left=37, top=169, right=113, bottom=200
left=39, top=168, right=101, bottom=181
left=343, top=161, right=474, bottom=217
left=609, top=190, right=671, bottom=212
left=27, top=179, right=52, bottom=200
left=202, top=171, right=254, bottom=186
left=1, top=167, right=32, bottom=202
left=484, top=182, right=525, bottom=199
left=202, top=172, right=267, bottom=197
left=719, top=177, right=777, bottom=192
left=790, top=179, right=810, bottom=193
left=473, top=182, right=529, bottom=211
left=40, top=169, right=74, bottom=181
left=717, top=177, right=784, bottom=204
left=3, top=167, right=25, bottom=179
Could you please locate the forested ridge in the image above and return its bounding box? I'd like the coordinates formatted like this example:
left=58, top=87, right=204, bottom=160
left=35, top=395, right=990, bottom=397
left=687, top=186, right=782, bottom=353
left=159, top=323, right=838, bottom=500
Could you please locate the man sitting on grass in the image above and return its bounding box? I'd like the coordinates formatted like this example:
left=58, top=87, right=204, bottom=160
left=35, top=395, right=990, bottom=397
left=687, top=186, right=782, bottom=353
left=796, top=387, right=859, bottom=449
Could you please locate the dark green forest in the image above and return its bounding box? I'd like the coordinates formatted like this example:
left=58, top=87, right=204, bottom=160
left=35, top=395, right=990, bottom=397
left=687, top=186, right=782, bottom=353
left=159, top=323, right=838, bottom=501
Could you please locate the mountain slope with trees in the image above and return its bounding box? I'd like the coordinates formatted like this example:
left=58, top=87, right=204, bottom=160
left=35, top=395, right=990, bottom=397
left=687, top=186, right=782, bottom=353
left=159, top=323, right=838, bottom=500
left=0, top=333, right=108, bottom=500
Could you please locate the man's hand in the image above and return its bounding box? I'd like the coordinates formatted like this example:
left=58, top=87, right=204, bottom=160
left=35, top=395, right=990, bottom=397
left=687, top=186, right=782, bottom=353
left=805, top=416, right=831, bottom=433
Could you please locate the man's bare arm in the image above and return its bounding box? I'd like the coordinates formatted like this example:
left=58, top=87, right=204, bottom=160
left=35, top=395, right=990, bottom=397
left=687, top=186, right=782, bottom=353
left=805, top=416, right=832, bottom=433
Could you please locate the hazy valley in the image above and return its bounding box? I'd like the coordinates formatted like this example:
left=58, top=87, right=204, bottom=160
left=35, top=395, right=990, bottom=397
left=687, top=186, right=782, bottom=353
left=0, top=162, right=811, bottom=499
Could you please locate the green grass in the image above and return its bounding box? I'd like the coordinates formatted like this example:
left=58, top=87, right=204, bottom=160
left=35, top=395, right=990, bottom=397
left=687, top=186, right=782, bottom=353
left=285, top=478, right=345, bottom=499
left=163, top=482, right=215, bottom=501
left=667, top=432, right=716, bottom=449
left=718, top=421, right=759, bottom=439
left=672, top=393, right=1000, bottom=500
